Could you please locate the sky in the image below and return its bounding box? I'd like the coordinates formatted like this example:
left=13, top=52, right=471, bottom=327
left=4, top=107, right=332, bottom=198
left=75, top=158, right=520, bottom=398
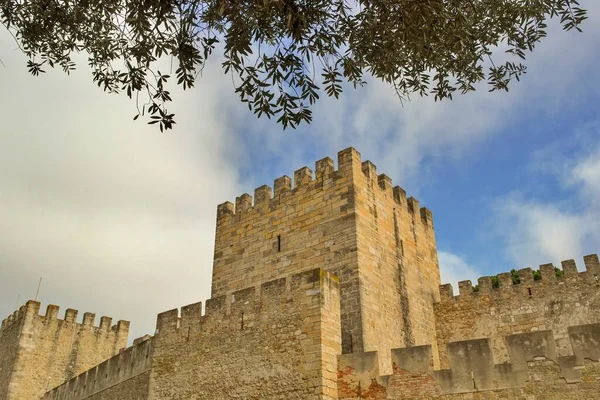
left=1, top=3, right=599, bottom=342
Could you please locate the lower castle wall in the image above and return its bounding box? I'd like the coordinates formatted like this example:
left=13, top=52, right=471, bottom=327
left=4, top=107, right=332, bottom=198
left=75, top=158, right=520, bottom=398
left=0, top=305, right=26, bottom=399
left=44, top=268, right=342, bottom=400
left=1, top=301, right=130, bottom=400
left=85, top=371, right=151, bottom=400
left=43, top=337, right=153, bottom=400
left=337, top=322, right=600, bottom=399
left=150, top=268, right=341, bottom=400
left=434, top=255, right=600, bottom=368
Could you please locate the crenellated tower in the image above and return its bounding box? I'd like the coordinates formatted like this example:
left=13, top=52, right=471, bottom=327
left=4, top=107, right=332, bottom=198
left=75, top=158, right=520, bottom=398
left=213, top=147, right=440, bottom=374
left=0, top=300, right=129, bottom=400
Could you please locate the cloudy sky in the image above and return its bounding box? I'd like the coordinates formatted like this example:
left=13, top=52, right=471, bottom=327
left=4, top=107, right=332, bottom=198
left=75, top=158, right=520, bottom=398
left=1, top=3, right=599, bottom=342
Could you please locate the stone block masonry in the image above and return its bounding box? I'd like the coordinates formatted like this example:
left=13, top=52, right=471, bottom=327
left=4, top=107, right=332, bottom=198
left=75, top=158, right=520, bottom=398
left=2, top=147, right=600, bottom=399
left=214, top=147, right=439, bottom=374
left=435, top=254, right=600, bottom=369
left=338, top=322, right=600, bottom=399
left=44, top=268, right=342, bottom=400
left=0, top=301, right=129, bottom=400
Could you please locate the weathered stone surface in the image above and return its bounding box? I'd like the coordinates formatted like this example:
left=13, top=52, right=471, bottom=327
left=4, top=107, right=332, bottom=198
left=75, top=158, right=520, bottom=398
left=1, top=148, right=600, bottom=400
left=0, top=301, right=129, bottom=400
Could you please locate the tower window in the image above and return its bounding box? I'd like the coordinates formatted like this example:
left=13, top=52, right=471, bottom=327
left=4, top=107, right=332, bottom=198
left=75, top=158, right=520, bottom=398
left=277, top=235, right=281, bottom=252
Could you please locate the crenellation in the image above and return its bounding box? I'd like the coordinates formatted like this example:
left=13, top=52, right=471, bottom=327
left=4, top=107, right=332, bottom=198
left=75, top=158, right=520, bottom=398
left=377, top=173, right=392, bottom=192
left=478, top=276, right=493, bottom=293
left=518, top=267, right=534, bottom=285
left=216, top=201, right=234, bottom=220
left=113, top=320, right=130, bottom=333
left=420, top=207, right=433, bottom=227
left=561, top=258, right=579, bottom=275
left=294, top=166, right=313, bottom=187
left=457, top=280, right=472, bottom=296
left=155, top=309, right=179, bottom=333
left=253, top=184, right=272, bottom=205
left=438, top=255, right=600, bottom=303
left=64, top=308, right=78, bottom=323
left=315, top=156, right=334, bottom=179
left=100, top=316, right=112, bottom=331
left=393, top=185, right=407, bottom=204
left=337, top=146, right=362, bottom=173
left=439, top=284, right=454, bottom=300
left=82, top=312, right=95, bottom=327
left=497, top=272, right=513, bottom=288
left=45, top=304, right=60, bottom=320
left=584, top=253, right=600, bottom=273
left=539, top=263, right=556, bottom=281
left=361, top=160, right=377, bottom=179
left=235, top=193, right=252, bottom=213
left=407, top=196, right=420, bottom=213
left=273, top=175, right=292, bottom=196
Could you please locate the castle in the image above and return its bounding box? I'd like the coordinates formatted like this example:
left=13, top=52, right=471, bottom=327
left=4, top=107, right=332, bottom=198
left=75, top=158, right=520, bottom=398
left=1, top=147, right=599, bottom=399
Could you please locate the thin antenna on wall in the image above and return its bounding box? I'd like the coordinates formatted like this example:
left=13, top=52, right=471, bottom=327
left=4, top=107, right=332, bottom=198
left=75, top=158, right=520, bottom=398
left=14, top=294, right=20, bottom=309
left=34, top=277, right=42, bottom=301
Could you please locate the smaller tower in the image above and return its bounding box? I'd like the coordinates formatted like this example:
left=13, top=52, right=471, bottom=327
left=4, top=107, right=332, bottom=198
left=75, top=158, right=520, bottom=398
left=0, top=300, right=129, bottom=400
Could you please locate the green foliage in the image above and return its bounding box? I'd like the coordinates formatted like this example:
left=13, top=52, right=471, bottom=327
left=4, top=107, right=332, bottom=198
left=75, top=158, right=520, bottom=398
left=510, top=268, right=520, bottom=284
left=555, top=267, right=565, bottom=277
left=472, top=284, right=480, bottom=292
left=532, top=269, right=542, bottom=281
left=491, top=275, right=500, bottom=289
left=1, top=0, right=587, bottom=130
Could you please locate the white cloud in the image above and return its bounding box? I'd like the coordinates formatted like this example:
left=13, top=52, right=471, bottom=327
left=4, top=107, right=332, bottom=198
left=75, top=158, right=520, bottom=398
left=0, top=39, right=244, bottom=341
left=570, top=147, right=600, bottom=202
left=493, top=137, right=600, bottom=270
left=438, top=251, right=484, bottom=292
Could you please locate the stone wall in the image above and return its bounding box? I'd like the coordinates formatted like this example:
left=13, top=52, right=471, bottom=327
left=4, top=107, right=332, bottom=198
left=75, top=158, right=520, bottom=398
left=337, top=322, right=600, bottom=399
left=0, top=303, right=28, bottom=399
left=213, top=148, right=361, bottom=354
left=44, top=337, right=153, bottom=400
left=353, top=159, right=440, bottom=373
left=434, top=254, right=600, bottom=368
left=213, top=147, right=439, bottom=373
left=44, top=268, right=342, bottom=400
left=0, top=300, right=129, bottom=400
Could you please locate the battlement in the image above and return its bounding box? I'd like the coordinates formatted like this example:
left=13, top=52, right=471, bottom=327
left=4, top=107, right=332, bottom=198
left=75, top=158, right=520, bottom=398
left=44, top=336, right=154, bottom=400
left=156, top=268, right=338, bottom=336
left=0, top=300, right=129, bottom=335
left=215, top=147, right=432, bottom=228
left=338, top=322, right=600, bottom=397
left=438, top=254, right=600, bottom=302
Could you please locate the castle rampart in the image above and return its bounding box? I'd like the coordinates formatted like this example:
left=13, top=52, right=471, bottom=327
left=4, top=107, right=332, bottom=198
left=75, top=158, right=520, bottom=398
left=44, top=268, right=342, bottom=400
left=434, top=254, right=600, bottom=369
left=3, top=147, right=599, bottom=399
left=43, top=336, right=153, bottom=400
left=0, top=300, right=129, bottom=400
left=337, top=322, right=600, bottom=399
left=213, top=147, right=438, bottom=374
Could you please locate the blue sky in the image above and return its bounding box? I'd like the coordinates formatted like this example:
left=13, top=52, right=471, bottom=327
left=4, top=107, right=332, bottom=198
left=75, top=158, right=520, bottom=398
left=0, top=2, right=599, bottom=341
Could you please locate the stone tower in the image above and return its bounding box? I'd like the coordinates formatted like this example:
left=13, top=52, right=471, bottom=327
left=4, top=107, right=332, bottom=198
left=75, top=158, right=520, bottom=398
left=212, top=147, right=440, bottom=372
left=0, top=300, right=129, bottom=400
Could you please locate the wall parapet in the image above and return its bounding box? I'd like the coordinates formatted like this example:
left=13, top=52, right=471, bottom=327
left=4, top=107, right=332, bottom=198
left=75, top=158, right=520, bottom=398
left=215, top=147, right=432, bottom=228
left=438, top=254, right=600, bottom=302
left=0, top=300, right=129, bottom=335
left=43, top=337, right=154, bottom=399
left=0, top=300, right=129, bottom=337
left=155, top=267, right=339, bottom=337
left=338, top=322, right=600, bottom=397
